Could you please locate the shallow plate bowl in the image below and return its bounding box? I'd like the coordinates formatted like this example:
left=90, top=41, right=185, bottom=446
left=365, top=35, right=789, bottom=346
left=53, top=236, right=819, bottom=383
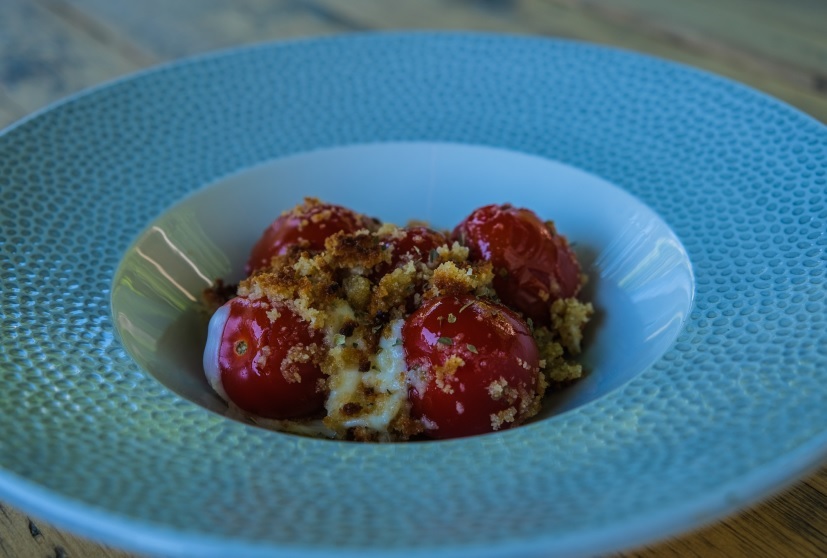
left=0, top=32, right=825, bottom=558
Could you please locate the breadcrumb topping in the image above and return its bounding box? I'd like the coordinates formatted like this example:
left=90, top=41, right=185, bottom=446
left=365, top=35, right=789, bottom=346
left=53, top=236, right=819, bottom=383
left=551, top=297, right=594, bottom=355
left=490, top=407, right=518, bottom=431
left=433, top=355, right=465, bottom=394
left=205, top=205, right=592, bottom=442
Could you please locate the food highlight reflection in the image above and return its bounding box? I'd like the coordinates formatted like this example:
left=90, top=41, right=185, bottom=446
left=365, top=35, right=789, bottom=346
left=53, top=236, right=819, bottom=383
left=112, top=210, right=229, bottom=371
left=594, top=211, right=694, bottom=347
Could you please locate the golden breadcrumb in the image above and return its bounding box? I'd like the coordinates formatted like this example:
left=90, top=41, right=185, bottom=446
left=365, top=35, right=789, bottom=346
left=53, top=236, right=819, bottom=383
left=551, top=297, right=594, bottom=355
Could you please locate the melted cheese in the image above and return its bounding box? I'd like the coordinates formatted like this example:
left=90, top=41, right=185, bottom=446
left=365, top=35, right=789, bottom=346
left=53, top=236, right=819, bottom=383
left=325, top=320, right=409, bottom=439
left=203, top=303, right=230, bottom=402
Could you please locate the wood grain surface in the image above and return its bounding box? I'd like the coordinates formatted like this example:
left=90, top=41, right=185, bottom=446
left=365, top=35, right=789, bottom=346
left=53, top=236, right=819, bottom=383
left=1, top=1, right=825, bottom=557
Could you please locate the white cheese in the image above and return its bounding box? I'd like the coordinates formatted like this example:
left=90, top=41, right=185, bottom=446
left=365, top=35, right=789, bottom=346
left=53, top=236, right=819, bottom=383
left=203, top=302, right=230, bottom=402
left=325, top=320, right=410, bottom=438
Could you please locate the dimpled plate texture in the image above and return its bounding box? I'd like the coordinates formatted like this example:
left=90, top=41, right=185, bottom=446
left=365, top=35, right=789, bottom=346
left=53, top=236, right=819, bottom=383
left=0, top=33, right=826, bottom=558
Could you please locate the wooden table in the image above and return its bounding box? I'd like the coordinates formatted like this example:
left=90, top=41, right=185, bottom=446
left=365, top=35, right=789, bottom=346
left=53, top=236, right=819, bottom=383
left=1, top=1, right=825, bottom=557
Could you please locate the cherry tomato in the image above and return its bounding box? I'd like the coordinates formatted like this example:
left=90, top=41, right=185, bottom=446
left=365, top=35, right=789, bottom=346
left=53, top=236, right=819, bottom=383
left=373, top=226, right=447, bottom=278
left=402, top=295, right=540, bottom=439
left=453, top=204, right=581, bottom=325
left=204, top=296, right=326, bottom=419
left=246, top=199, right=374, bottom=274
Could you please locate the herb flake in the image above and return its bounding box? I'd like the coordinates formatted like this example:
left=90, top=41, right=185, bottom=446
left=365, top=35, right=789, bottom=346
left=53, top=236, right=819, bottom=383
left=466, top=343, right=478, bottom=354
left=438, top=336, right=453, bottom=346
left=458, top=301, right=474, bottom=313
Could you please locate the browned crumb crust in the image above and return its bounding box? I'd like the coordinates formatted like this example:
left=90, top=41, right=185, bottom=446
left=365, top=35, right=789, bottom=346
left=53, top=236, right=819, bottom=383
left=532, top=296, right=593, bottom=387
left=202, top=278, right=238, bottom=313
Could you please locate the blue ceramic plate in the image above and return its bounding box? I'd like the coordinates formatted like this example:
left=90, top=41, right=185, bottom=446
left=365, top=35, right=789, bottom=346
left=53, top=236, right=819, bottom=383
left=1, top=33, right=825, bottom=558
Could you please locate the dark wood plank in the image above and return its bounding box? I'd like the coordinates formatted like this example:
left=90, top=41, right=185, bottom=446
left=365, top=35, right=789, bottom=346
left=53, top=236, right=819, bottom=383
left=0, top=0, right=148, bottom=114
left=535, top=0, right=827, bottom=118
left=0, top=502, right=132, bottom=558
left=569, top=0, right=827, bottom=76
left=0, top=88, right=26, bottom=129
left=63, top=0, right=361, bottom=59
left=630, top=466, right=827, bottom=557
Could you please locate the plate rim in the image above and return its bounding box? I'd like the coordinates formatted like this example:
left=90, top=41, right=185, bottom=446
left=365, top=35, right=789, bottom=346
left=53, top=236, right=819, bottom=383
left=2, top=432, right=825, bottom=558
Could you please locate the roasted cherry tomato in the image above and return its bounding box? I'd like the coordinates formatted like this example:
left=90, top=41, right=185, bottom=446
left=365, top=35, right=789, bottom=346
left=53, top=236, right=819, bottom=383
left=374, top=226, right=447, bottom=277
left=203, top=296, right=326, bottom=419
left=453, top=204, right=581, bottom=325
left=246, top=199, right=374, bottom=274
left=384, top=226, right=447, bottom=269
left=402, top=295, right=540, bottom=439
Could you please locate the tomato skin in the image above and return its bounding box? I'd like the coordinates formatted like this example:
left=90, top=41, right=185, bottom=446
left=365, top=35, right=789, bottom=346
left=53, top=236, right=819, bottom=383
left=402, top=295, right=540, bottom=439
left=380, top=226, right=447, bottom=272
left=213, top=297, right=326, bottom=419
left=453, top=204, right=581, bottom=326
left=246, top=200, right=373, bottom=274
